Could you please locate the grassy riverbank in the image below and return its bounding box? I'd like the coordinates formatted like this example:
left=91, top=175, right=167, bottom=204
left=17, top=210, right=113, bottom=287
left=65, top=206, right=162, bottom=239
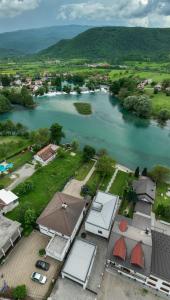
left=74, top=102, right=92, bottom=115
left=7, top=152, right=82, bottom=222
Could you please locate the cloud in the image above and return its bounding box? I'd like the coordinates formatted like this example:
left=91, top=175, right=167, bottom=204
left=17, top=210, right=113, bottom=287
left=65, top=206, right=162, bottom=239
left=57, top=0, right=170, bottom=27
left=0, top=0, right=40, bottom=17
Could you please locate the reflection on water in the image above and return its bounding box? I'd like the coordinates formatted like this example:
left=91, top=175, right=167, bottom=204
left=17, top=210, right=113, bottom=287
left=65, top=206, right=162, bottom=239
left=0, top=92, right=170, bottom=169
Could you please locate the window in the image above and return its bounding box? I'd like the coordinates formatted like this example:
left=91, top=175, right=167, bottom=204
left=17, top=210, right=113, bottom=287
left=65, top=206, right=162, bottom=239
left=147, top=281, right=156, bottom=287
left=160, top=287, right=169, bottom=293
left=162, top=282, right=170, bottom=288
left=98, top=230, right=103, bottom=234
left=149, top=276, right=158, bottom=282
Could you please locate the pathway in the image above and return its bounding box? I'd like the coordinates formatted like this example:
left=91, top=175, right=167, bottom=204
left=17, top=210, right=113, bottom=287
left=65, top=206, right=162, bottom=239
left=106, top=168, right=118, bottom=193
left=7, top=163, right=36, bottom=191
left=63, top=161, right=97, bottom=198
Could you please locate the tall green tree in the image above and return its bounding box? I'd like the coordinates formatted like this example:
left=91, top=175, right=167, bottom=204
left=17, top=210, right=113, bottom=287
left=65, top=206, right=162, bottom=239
left=50, top=123, right=65, bottom=144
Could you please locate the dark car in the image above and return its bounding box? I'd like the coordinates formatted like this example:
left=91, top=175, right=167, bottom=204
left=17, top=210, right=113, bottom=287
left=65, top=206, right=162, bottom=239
left=35, top=260, right=50, bottom=271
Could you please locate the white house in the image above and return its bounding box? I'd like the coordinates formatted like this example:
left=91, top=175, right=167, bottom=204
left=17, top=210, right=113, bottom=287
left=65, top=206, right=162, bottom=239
left=62, top=239, right=97, bottom=289
left=0, top=189, right=19, bottom=214
left=37, top=192, right=86, bottom=261
left=34, top=144, right=59, bottom=166
left=85, top=191, right=119, bottom=239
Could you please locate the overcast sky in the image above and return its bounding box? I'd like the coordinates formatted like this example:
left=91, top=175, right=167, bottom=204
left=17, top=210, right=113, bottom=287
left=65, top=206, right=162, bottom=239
left=0, top=0, right=170, bottom=33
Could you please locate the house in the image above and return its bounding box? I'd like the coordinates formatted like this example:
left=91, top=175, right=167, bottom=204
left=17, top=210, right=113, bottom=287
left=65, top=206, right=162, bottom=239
left=0, top=189, right=19, bottom=214
left=133, top=177, right=156, bottom=204
left=0, top=215, right=22, bottom=259
left=61, top=238, right=97, bottom=289
left=34, top=144, right=59, bottom=166
left=85, top=191, right=119, bottom=239
left=37, top=192, right=86, bottom=261
left=146, top=231, right=170, bottom=295
left=106, top=215, right=152, bottom=284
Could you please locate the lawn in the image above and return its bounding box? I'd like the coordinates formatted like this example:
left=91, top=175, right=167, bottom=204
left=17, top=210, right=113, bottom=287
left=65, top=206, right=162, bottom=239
left=74, top=102, right=92, bottom=115
left=151, top=92, right=170, bottom=116
left=75, top=160, right=94, bottom=181
left=119, top=199, right=134, bottom=219
left=7, top=153, right=82, bottom=222
left=87, top=170, right=114, bottom=195
left=0, top=137, right=31, bottom=162
left=109, top=170, right=130, bottom=197
left=10, top=150, right=33, bottom=171
left=153, top=182, right=170, bottom=210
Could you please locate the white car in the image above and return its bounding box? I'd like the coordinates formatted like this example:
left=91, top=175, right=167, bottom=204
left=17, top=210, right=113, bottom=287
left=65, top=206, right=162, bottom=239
left=31, top=272, right=47, bottom=284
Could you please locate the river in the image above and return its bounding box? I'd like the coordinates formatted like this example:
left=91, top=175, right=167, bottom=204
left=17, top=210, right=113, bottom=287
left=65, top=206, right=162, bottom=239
left=0, top=92, right=170, bottom=170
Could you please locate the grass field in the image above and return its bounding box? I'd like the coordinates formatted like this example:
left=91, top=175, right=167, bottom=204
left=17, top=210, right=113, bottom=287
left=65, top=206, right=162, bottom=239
left=109, top=69, right=170, bottom=82
left=75, top=160, right=94, bottom=181
left=109, top=170, right=129, bottom=197
left=0, top=137, right=31, bottom=162
left=154, top=182, right=170, bottom=210
left=87, top=170, right=114, bottom=195
left=74, top=102, right=92, bottom=115
left=7, top=152, right=82, bottom=222
left=151, top=93, right=170, bottom=115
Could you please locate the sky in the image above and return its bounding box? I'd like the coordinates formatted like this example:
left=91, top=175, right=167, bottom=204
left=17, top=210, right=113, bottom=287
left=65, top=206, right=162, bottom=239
left=0, top=0, right=170, bottom=33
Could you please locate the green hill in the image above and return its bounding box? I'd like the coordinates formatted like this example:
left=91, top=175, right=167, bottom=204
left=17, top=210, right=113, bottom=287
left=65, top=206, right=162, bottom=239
left=40, top=26, right=170, bottom=61
left=0, top=48, right=22, bottom=58
left=0, top=25, right=90, bottom=55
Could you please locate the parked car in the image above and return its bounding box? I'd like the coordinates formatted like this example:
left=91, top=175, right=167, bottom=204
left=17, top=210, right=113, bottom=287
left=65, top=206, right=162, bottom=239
left=31, top=272, right=47, bottom=284
left=35, top=260, right=50, bottom=271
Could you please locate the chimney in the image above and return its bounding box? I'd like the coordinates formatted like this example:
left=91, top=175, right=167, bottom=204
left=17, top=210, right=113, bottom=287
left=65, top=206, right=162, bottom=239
left=62, top=203, right=68, bottom=209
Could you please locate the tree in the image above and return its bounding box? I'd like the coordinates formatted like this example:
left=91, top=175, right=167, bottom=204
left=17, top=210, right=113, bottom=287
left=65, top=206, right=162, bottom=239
left=63, top=85, right=71, bottom=94
left=96, top=155, right=114, bottom=178
left=123, top=95, right=152, bottom=118
left=134, top=166, right=140, bottom=178
left=24, top=208, right=36, bottom=230
left=83, top=145, right=96, bottom=162
left=142, top=168, right=148, bottom=176
left=30, top=128, right=50, bottom=148
left=21, top=86, right=35, bottom=107
left=149, top=165, right=170, bottom=184
left=158, top=109, right=170, bottom=123
left=0, top=94, right=11, bottom=113
left=12, top=285, right=27, bottom=300
left=1, top=75, right=11, bottom=87
left=50, top=123, right=65, bottom=144
left=98, top=148, right=108, bottom=157
left=71, top=140, right=79, bottom=152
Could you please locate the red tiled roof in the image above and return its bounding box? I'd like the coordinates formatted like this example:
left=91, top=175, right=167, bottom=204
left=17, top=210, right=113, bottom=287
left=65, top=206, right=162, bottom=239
left=113, top=237, right=127, bottom=261
left=37, top=144, right=56, bottom=162
left=130, top=242, right=144, bottom=268
left=119, top=220, right=128, bottom=232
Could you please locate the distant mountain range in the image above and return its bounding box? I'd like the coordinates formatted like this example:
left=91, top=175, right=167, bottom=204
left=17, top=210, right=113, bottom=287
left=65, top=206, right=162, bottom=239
left=0, top=25, right=90, bottom=58
left=40, top=26, right=170, bottom=62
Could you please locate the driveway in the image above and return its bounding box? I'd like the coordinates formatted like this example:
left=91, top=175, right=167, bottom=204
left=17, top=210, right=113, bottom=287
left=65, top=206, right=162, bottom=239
left=0, top=231, right=61, bottom=299
left=98, top=270, right=164, bottom=300
left=7, top=163, right=36, bottom=190
left=63, top=161, right=96, bottom=198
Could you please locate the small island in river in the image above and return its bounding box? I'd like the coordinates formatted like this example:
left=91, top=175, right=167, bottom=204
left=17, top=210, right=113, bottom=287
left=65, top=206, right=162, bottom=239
left=74, top=102, right=92, bottom=115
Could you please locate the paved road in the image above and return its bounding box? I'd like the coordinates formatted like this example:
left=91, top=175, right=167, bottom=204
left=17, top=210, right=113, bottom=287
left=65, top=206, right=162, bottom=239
left=7, top=163, right=35, bottom=190
left=98, top=270, right=164, bottom=300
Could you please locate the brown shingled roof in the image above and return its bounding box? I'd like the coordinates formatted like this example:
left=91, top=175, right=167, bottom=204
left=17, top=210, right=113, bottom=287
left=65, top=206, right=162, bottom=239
left=37, top=192, right=85, bottom=236
left=37, top=144, right=56, bottom=162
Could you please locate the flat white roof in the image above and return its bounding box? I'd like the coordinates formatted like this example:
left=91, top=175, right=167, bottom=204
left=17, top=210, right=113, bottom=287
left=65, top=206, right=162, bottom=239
left=86, top=191, right=118, bottom=230
left=62, top=239, right=96, bottom=283
left=0, top=189, right=18, bottom=205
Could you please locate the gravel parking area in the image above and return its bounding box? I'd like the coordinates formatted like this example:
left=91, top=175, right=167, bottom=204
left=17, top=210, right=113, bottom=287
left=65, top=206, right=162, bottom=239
left=0, top=231, right=61, bottom=299
left=98, top=270, right=164, bottom=300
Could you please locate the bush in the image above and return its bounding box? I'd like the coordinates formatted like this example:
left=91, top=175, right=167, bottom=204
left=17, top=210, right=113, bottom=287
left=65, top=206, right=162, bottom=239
left=12, top=285, right=27, bottom=300
left=39, top=248, right=46, bottom=257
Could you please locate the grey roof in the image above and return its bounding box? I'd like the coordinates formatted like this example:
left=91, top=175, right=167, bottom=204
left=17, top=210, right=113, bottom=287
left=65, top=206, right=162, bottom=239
left=85, top=191, right=118, bottom=231
left=134, top=201, right=152, bottom=216
left=132, top=213, right=151, bottom=231
left=151, top=231, right=170, bottom=282
left=0, top=215, right=21, bottom=249
left=133, top=177, right=156, bottom=203
left=107, top=229, right=152, bottom=277
left=37, top=192, right=85, bottom=236
left=62, top=239, right=97, bottom=284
